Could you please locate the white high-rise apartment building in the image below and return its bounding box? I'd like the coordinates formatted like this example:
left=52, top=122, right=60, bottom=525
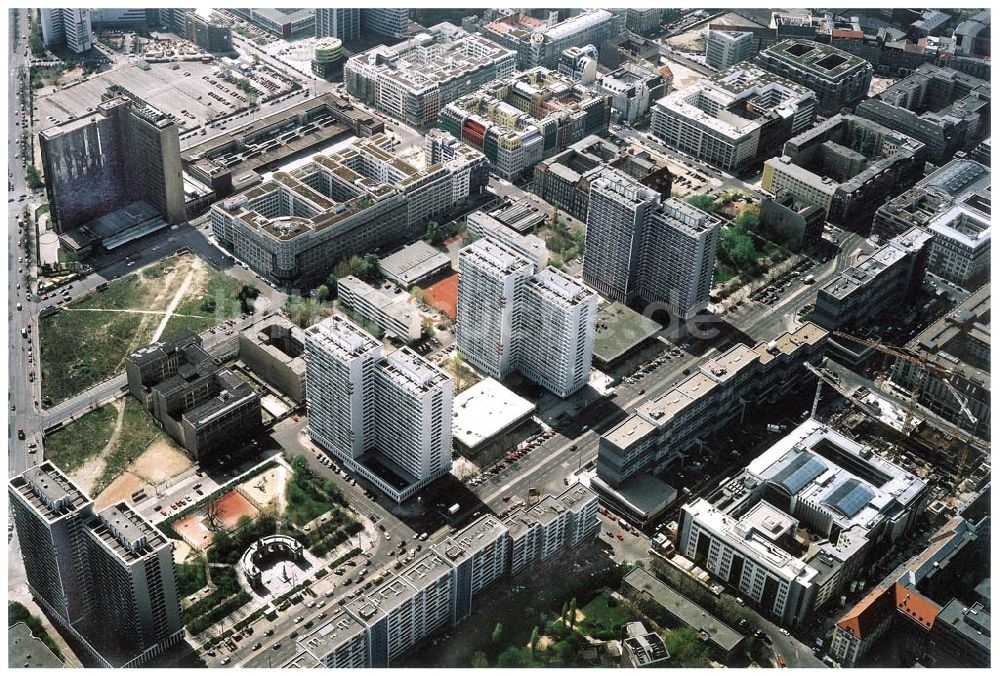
left=583, top=171, right=661, bottom=303
left=305, top=316, right=453, bottom=502
left=641, top=199, right=722, bottom=319
left=315, top=8, right=360, bottom=41
left=373, top=347, right=453, bottom=487
left=457, top=237, right=597, bottom=398
left=519, top=268, right=598, bottom=397
left=83, top=503, right=184, bottom=666
left=456, top=238, right=534, bottom=380
left=305, top=315, right=382, bottom=461
left=584, top=170, right=721, bottom=319
left=39, top=8, right=93, bottom=53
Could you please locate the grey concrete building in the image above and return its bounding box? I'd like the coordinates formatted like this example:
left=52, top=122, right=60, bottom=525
left=597, top=60, right=668, bottom=123
left=856, top=63, right=990, bottom=165
left=756, top=39, right=873, bottom=116
left=361, top=9, right=409, bottom=38
left=229, top=8, right=314, bottom=39
left=40, top=86, right=185, bottom=235
left=813, top=227, right=933, bottom=332
left=315, top=8, right=360, bottom=41
left=238, top=315, right=307, bottom=402
left=125, top=331, right=262, bottom=459
left=8, top=622, right=63, bottom=669
left=39, top=8, right=93, bottom=53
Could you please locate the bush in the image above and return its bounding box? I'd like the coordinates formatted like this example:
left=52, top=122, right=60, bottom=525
left=207, top=515, right=279, bottom=564
left=186, top=592, right=252, bottom=635
left=176, top=561, right=208, bottom=597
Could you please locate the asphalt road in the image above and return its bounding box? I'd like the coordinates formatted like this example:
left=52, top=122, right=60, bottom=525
left=9, top=9, right=39, bottom=478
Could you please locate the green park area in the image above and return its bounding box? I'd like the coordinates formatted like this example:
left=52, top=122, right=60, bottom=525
left=43, top=404, right=118, bottom=473
left=592, top=302, right=662, bottom=366
left=39, top=254, right=245, bottom=405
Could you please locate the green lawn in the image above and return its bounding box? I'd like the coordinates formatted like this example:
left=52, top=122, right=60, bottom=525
left=162, top=265, right=245, bottom=336
left=577, top=591, right=629, bottom=640
left=592, top=302, right=662, bottom=365
left=39, top=275, right=147, bottom=405
left=285, top=457, right=345, bottom=526
left=176, top=561, right=208, bottom=598
left=43, top=404, right=117, bottom=474
left=713, top=263, right=738, bottom=286
left=92, top=399, right=165, bottom=494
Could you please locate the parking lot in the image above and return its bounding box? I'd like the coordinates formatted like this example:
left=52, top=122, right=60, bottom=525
left=749, top=258, right=818, bottom=306
left=36, top=60, right=271, bottom=134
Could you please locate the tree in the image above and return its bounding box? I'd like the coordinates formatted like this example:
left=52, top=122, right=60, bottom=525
left=561, top=601, right=569, bottom=622
left=470, top=651, right=490, bottom=668
left=25, top=166, right=44, bottom=190
left=491, top=622, right=503, bottom=644
left=496, top=646, right=529, bottom=668
left=424, top=220, right=441, bottom=244
left=529, top=626, right=540, bottom=654
left=315, top=284, right=330, bottom=302
left=665, top=628, right=710, bottom=667
left=686, top=194, right=719, bottom=214
left=421, top=316, right=435, bottom=339
left=568, top=597, right=577, bottom=627
left=409, top=286, right=428, bottom=306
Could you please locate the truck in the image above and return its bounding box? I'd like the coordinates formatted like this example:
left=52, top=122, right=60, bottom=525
left=447, top=503, right=460, bottom=516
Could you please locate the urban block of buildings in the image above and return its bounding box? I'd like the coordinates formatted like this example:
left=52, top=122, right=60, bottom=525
left=125, top=331, right=263, bottom=459
left=457, top=237, right=597, bottom=398
left=305, top=316, right=453, bottom=503
left=377, top=239, right=453, bottom=288
left=317, top=8, right=407, bottom=42
left=533, top=134, right=673, bottom=224
left=481, top=9, right=622, bottom=69
left=246, top=485, right=599, bottom=667
left=596, top=323, right=829, bottom=523
left=892, top=282, right=990, bottom=441
left=676, top=418, right=929, bottom=628
left=557, top=44, right=599, bottom=84
left=755, top=39, right=874, bottom=116
left=210, top=131, right=486, bottom=287
left=583, top=172, right=721, bottom=319
left=650, top=62, right=817, bottom=173
left=182, top=9, right=234, bottom=54
left=761, top=114, right=928, bottom=229
left=345, top=22, right=516, bottom=127
left=874, top=157, right=990, bottom=241
left=813, top=227, right=933, bottom=333
left=181, top=92, right=386, bottom=207
left=40, top=86, right=185, bottom=243
left=439, top=67, right=611, bottom=179
left=9, top=463, right=183, bottom=668
left=337, top=276, right=423, bottom=344
left=856, top=63, right=990, bottom=165
left=830, top=488, right=990, bottom=667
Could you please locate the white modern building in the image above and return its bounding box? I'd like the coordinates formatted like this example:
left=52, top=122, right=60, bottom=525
left=305, top=316, right=453, bottom=502
left=345, top=23, right=516, bottom=127
left=705, top=29, right=754, bottom=70
left=467, top=207, right=549, bottom=267
left=39, top=8, right=93, bottom=53
left=651, top=63, right=817, bottom=173
left=504, top=483, right=600, bottom=574
left=676, top=419, right=929, bottom=628
left=482, top=9, right=622, bottom=69
left=926, top=202, right=991, bottom=288
left=457, top=237, right=597, bottom=398
left=584, top=171, right=722, bottom=318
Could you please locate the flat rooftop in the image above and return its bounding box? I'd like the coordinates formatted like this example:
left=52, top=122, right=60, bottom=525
left=434, top=515, right=508, bottom=566
left=378, top=240, right=452, bottom=287
left=87, top=502, right=170, bottom=565
left=296, top=610, right=367, bottom=662
left=452, top=378, right=535, bottom=450
left=763, top=39, right=871, bottom=79
left=8, top=623, right=63, bottom=669
left=9, top=462, right=91, bottom=523
left=592, top=302, right=662, bottom=365
left=306, top=315, right=382, bottom=360
left=623, top=567, right=744, bottom=653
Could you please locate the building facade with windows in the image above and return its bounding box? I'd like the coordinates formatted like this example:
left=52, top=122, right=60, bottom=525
left=39, top=8, right=93, bottom=53
left=755, top=39, right=873, bottom=116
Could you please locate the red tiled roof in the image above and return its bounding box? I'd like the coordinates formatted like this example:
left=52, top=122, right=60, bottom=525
left=893, top=583, right=941, bottom=631
left=836, top=583, right=942, bottom=640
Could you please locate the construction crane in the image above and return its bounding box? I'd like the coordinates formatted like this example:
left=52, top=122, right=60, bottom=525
left=803, top=360, right=987, bottom=477
left=831, top=330, right=977, bottom=438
